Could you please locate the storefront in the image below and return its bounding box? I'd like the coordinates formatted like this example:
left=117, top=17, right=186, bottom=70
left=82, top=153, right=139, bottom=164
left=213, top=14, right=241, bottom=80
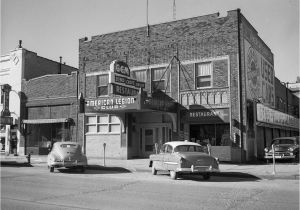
left=22, top=118, right=72, bottom=155
left=84, top=92, right=177, bottom=159
left=255, top=103, right=299, bottom=159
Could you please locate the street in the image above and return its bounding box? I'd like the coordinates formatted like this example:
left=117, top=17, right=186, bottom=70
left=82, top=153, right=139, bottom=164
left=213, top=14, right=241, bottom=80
left=1, top=164, right=299, bottom=210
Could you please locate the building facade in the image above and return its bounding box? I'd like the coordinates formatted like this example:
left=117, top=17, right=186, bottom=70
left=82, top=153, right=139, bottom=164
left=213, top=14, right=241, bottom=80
left=0, top=45, right=77, bottom=155
left=77, top=9, right=299, bottom=162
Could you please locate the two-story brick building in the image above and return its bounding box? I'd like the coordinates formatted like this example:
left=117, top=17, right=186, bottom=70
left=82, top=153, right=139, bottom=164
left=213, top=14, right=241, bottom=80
left=76, top=9, right=299, bottom=162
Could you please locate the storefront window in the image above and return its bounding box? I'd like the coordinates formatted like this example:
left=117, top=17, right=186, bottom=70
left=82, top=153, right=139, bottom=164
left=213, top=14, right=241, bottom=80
left=86, top=114, right=120, bottom=134
left=190, top=124, right=230, bottom=146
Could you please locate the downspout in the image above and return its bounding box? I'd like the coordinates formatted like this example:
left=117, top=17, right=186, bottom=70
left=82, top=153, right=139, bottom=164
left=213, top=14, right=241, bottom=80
left=237, top=9, right=244, bottom=160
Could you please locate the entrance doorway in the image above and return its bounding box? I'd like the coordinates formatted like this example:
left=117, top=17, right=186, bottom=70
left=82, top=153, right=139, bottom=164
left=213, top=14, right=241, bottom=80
left=138, top=124, right=171, bottom=157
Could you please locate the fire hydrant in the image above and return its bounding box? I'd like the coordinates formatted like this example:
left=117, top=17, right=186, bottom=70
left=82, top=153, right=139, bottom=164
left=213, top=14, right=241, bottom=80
left=26, top=153, right=31, bottom=164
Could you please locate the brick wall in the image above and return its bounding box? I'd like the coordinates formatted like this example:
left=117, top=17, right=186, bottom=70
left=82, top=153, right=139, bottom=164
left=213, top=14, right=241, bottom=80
left=79, top=10, right=240, bottom=102
left=23, top=72, right=80, bottom=143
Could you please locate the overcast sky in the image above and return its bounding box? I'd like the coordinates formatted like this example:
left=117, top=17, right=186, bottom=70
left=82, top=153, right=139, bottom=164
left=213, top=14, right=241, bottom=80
left=1, top=0, right=299, bottom=83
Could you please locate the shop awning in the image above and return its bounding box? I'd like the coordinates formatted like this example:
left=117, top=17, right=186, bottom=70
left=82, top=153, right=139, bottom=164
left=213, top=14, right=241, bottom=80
left=22, top=118, right=70, bottom=124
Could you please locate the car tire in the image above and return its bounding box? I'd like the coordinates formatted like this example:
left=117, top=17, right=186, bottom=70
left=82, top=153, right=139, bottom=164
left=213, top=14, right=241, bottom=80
left=295, top=153, right=299, bottom=163
left=50, top=166, right=54, bottom=173
left=80, top=166, right=85, bottom=173
left=151, top=165, right=157, bottom=175
left=170, top=170, right=178, bottom=180
left=203, top=173, right=211, bottom=180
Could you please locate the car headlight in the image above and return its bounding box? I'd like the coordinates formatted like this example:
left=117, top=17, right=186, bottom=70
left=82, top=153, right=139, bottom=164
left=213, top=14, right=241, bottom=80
left=264, top=148, right=269, bottom=153
left=288, top=147, right=294, bottom=152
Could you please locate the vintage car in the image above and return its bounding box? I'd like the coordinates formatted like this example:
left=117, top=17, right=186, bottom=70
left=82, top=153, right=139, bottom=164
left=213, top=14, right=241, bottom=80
left=264, top=136, right=299, bottom=163
left=149, top=141, right=219, bottom=180
left=47, top=141, right=87, bottom=173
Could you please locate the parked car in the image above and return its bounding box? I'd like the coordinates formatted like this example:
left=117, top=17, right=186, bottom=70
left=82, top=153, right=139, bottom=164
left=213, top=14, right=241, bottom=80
left=149, top=141, right=219, bottom=180
left=47, top=141, right=87, bottom=173
left=264, top=136, right=299, bottom=163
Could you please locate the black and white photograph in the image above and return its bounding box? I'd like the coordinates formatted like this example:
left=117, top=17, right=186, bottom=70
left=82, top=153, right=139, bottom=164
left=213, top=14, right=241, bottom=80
left=1, top=0, right=299, bottom=209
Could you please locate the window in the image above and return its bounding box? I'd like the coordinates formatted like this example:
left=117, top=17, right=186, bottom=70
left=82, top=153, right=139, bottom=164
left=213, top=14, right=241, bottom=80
left=86, top=114, right=120, bottom=134
left=152, top=67, right=169, bottom=91
left=97, top=74, right=109, bottom=96
left=195, top=62, right=212, bottom=88
left=133, top=70, right=147, bottom=82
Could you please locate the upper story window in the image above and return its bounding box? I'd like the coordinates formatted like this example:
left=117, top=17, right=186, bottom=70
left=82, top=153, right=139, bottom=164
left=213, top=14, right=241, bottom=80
left=97, top=74, right=109, bottom=96
left=152, top=67, right=170, bottom=92
left=133, top=70, right=147, bottom=82
left=195, top=62, right=212, bottom=88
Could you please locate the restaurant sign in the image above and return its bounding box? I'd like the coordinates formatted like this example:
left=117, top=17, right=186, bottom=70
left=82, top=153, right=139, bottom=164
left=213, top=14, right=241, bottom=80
left=109, top=60, right=145, bottom=96
left=85, top=96, right=140, bottom=112
left=184, top=108, right=230, bottom=123
left=256, top=103, right=299, bottom=129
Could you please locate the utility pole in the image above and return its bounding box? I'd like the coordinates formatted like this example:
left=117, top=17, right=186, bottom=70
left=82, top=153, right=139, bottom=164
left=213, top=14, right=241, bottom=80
left=173, top=0, right=176, bottom=20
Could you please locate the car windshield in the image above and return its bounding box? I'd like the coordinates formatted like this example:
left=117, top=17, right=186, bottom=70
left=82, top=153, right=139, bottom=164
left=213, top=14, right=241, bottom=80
left=174, top=145, right=205, bottom=152
left=272, top=139, right=295, bottom=145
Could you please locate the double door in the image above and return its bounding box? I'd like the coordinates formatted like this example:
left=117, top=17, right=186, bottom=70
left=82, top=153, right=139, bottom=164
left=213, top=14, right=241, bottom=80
left=138, top=123, right=171, bottom=158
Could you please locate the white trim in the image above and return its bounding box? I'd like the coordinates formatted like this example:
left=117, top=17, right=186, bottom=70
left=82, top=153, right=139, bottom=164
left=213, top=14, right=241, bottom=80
left=181, top=55, right=229, bottom=65
left=131, top=63, right=169, bottom=71
left=86, top=71, right=109, bottom=77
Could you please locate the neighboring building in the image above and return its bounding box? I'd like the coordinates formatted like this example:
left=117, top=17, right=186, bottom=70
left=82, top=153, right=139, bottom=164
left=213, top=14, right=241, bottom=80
left=22, top=72, right=79, bottom=155
left=78, top=9, right=299, bottom=162
left=288, top=82, right=300, bottom=98
left=0, top=44, right=77, bottom=155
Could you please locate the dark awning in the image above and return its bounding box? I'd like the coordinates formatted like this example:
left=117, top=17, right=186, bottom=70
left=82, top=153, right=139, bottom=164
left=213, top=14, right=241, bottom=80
left=22, top=118, right=70, bottom=124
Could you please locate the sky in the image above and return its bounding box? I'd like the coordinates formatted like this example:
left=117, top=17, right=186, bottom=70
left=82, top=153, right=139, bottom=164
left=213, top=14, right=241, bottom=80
left=1, top=0, right=299, bottom=83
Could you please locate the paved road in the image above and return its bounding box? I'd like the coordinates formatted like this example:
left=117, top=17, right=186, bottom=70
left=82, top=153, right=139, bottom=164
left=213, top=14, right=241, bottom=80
left=1, top=165, right=299, bottom=210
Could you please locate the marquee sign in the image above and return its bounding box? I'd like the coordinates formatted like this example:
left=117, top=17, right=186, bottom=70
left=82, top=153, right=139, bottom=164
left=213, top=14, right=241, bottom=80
left=109, top=60, right=145, bottom=96
left=85, top=96, right=140, bottom=112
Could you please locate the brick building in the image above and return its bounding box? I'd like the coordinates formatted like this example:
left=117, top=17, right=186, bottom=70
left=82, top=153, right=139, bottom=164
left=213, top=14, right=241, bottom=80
left=22, top=72, right=79, bottom=155
left=77, top=9, right=299, bottom=161
left=0, top=45, right=77, bottom=155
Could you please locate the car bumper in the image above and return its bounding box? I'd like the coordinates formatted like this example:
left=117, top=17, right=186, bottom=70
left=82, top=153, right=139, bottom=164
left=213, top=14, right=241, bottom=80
left=177, top=165, right=220, bottom=173
left=49, top=160, right=87, bottom=168
left=264, top=154, right=295, bottom=160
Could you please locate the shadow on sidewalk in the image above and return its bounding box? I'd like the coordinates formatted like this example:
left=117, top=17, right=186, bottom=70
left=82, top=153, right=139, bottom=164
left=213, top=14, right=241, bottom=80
left=0, top=162, right=33, bottom=167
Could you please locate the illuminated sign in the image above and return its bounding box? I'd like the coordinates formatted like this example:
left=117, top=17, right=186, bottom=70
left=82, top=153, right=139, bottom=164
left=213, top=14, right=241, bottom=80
left=112, top=84, right=139, bottom=96
left=85, top=96, right=140, bottom=112
left=1, top=84, right=11, bottom=117
left=110, top=60, right=130, bottom=77
left=109, top=60, right=145, bottom=96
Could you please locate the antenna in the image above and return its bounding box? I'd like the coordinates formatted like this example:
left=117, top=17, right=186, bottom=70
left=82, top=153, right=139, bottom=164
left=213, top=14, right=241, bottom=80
left=173, top=0, right=176, bottom=20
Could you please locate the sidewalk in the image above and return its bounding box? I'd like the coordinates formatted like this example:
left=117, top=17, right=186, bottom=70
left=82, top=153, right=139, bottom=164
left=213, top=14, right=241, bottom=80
left=1, top=154, right=299, bottom=180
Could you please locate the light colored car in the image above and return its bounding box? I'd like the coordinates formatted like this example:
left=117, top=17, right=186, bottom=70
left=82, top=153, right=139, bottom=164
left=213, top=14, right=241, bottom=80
left=149, top=141, right=219, bottom=180
left=264, top=136, right=299, bottom=163
left=47, top=141, right=87, bottom=173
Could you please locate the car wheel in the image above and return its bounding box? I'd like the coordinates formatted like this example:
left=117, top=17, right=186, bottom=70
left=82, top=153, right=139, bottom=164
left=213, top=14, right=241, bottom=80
left=50, top=166, right=54, bottom=173
left=151, top=165, right=157, bottom=175
left=266, top=159, right=270, bottom=164
left=295, top=153, right=299, bottom=163
left=80, top=166, right=85, bottom=173
left=203, top=173, right=211, bottom=180
left=170, top=170, right=178, bottom=180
